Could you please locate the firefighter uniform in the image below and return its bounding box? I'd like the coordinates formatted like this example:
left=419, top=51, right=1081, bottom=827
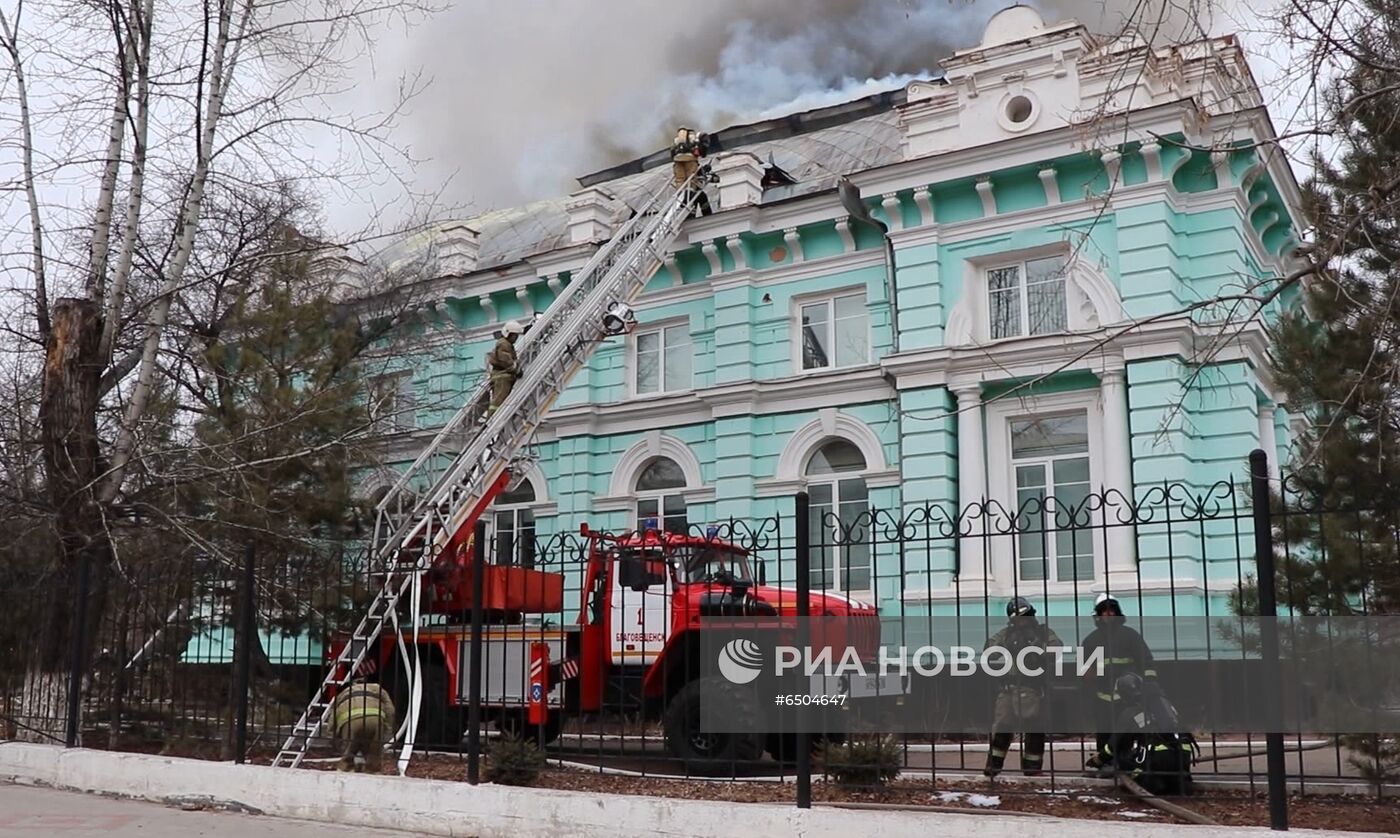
left=486, top=323, right=523, bottom=415
left=1082, top=596, right=1156, bottom=770
left=984, top=598, right=1064, bottom=777
left=670, top=128, right=712, bottom=216
left=331, top=681, right=397, bottom=773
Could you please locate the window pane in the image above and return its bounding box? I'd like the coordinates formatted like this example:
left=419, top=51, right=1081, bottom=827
left=1053, top=457, right=1090, bottom=485
left=843, top=541, right=872, bottom=592
left=636, top=457, right=686, bottom=491
left=663, top=325, right=692, bottom=392
left=1026, top=256, right=1067, bottom=336
left=498, top=479, right=536, bottom=505
left=637, top=498, right=658, bottom=519
left=395, top=375, right=417, bottom=429
left=988, top=266, right=1021, bottom=339
left=636, top=331, right=660, bottom=394
left=1011, top=413, right=1089, bottom=458
left=834, top=307, right=869, bottom=366
left=808, top=482, right=833, bottom=506
left=800, top=302, right=831, bottom=370
left=807, top=440, right=867, bottom=475
left=663, top=493, right=688, bottom=535
left=519, top=510, right=536, bottom=569
left=834, top=294, right=865, bottom=319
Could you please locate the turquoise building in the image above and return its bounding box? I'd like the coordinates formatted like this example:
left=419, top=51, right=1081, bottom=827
left=350, top=8, right=1305, bottom=624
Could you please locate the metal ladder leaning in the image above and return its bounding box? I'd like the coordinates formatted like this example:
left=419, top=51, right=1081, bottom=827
left=271, top=173, right=705, bottom=768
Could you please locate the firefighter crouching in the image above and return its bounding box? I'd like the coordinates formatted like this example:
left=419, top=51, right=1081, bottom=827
left=1082, top=593, right=1157, bottom=775
left=984, top=597, right=1064, bottom=777
left=330, top=678, right=397, bottom=773
left=486, top=320, right=525, bottom=415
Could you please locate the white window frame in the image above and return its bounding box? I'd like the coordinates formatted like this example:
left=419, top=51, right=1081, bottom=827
left=806, top=472, right=872, bottom=596
left=489, top=482, right=538, bottom=567
left=629, top=318, right=693, bottom=397
left=984, top=389, right=1107, bottom=593
left=634, top=457, right=689, bottom=535
left=369, top=371, right=416, bottom=432
left=792, top=288, right=871, bottom=373
left=985, top=253, right=1069, bottom=340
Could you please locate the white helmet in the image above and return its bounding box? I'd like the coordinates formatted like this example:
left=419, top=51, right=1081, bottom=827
left=501, top=319, right=524, bottom=337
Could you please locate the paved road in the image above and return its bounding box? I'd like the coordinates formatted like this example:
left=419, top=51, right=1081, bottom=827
left=0, top=784, right=421, bottom=837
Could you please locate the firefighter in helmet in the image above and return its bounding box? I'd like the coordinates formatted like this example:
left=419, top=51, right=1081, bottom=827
left=486, top=320, right=525, bottom=415
left=670, top=126, right=713, bottom=216
left=983, top=596, right=1064, bottom=777
left=1082, top=592, right=1157, bottom=774
left=330, top=675, right=397, bottom=773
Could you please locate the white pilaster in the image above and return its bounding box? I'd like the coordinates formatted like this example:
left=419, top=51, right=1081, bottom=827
left=478, top=294, right=497, bottom=324
left=724, top=235, right=747, bottom=271
left=546, top=274, right=563, bottom=295
left=881, top=192, right=904, bottom=231
left=1038, top=167, right=1060, bottom=205
left=663, top=253, right=681, bottom=287
left=834, top=217, right=856, bottom=252
left=1140, top=141, right=1163, bottom=181
left=1101, top=150, right=1123, bottom=194
left=913, top=186, right=935, bottom=226
left=975, top=177, right=996, bottom=216
left=1258, top=401, right=1281, bottom=482
left=515, top=288, right=534, bottom=318
left=701, top=240, right=723, bottom=275
left=1099, top=368, right=1137, bottom=572
left=1211, top=150, right=1233, bottom=188
left=955, top=384, right=989, bottom=581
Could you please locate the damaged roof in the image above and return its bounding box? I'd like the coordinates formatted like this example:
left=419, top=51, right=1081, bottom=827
left=375, top=84, right=927, bottom=278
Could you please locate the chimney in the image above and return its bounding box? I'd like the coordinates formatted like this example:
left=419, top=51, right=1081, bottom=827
left=567, top=188, right=615, bottom=244
left=436, top=222, right=480, bottom=276
left=713, top=152, right=765, bottom=210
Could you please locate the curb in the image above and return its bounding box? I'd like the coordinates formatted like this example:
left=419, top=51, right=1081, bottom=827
left=0, top=743, right=1374, bottom=838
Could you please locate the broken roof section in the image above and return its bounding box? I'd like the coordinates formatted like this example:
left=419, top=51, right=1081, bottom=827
left=373, top=83, right=935, bottom=278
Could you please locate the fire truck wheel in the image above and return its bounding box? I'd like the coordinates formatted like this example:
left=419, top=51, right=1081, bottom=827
left=663, top=676, right=763, bottom=774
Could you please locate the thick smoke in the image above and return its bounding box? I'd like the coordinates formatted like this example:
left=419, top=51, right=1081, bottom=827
left=342, top=0, right=1229, bottom=226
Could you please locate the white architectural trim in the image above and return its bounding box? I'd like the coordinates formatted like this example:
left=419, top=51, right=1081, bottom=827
left=606, top=431, right=705, bottom=498
left=772, top=409, right=889, bottom=483
left=982, top=386, right=1112, bottom=595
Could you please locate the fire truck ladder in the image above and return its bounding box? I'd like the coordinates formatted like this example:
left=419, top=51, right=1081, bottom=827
left=272, top=173, right=705, bottom=769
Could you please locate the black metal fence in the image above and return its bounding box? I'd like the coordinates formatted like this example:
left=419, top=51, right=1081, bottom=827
left=4, top=449, right=1398, bottom=828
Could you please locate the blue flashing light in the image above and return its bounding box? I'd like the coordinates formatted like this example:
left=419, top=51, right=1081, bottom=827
left=705, top=526, right=719, bottom=539
left=643, top=517, right=658, bottom=532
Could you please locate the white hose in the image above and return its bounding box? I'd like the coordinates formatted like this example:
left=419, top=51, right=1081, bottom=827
left=396, top=571, right=425, bottom=775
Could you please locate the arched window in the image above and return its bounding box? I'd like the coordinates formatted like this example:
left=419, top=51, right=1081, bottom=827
left=491, top=479, right=536, bottom=567
left=635, top=457, right=688, bottom=534
left=805, top=439, right=870, bottom=593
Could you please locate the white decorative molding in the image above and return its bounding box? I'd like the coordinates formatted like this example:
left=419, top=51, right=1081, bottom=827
left=1100, top=150, right=1123, bottom=192
left=701, top=240, right=723, bottom=275
left=713, top=151, right=766, bottom=210
left=975, top=177, right=996, bottom=216
left=881, top=192, right=904, bottom=231
left=546, top=274, right=563, bottom=295
left=477, top=294, right=497, bottom=324
left=724, top=235, right=747, bottom=271
left=1140, top=141, right=1163, bottom=181
left=945, top=246, right=1125, bottom=346
left=566, top=187, right=615, bottom=244
left=1038, top=168, right=1060, bottom=205
left=506, top=461, right=551, bottom=504
left=606, top=432, right=706, bottom=498
left=912, top=186, right=935, bottom=227
left=515, top=288, right=534, bottom=317
left=436, top=223, right=481, bottom=276
left=1164, top=146, right=1193, bottom=187
left=663, top=253, right=681, bottom=287
left=771, top=410, right=889, bottom=483
left=1211, top=150, right=1233, bottom=188
left=782, top=227, right=804, bottom=262
left=1068, top=258, right=1128, bottom=327
left=834, top=217, right=856, bottom=252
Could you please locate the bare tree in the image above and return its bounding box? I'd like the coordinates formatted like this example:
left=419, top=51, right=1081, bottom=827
left=0, top=0, right=434, bottom=739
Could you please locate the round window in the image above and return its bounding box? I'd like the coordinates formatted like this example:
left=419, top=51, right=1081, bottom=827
left=1005, top=95, right=1034, bottom=125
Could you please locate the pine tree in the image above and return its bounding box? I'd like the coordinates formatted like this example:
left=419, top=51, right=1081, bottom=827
left=1272, top=0, right=1400, bottom=615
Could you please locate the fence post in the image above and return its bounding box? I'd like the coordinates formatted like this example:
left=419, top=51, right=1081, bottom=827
left=64, top=551, right=92, bottom=748
left=466, top=520, right=487, bottom=785
left=1250, top=448, right=1289, bottom=831
left=794, top=492, right=811, bottom=810
left=234, top=543, right=255, bottom=764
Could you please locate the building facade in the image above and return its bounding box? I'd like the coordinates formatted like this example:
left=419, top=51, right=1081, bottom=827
left=355, top=8, right=1305, bottom=622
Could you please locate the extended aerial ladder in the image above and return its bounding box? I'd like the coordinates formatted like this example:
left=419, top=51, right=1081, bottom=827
left=272, top=173, right=706, bottom=769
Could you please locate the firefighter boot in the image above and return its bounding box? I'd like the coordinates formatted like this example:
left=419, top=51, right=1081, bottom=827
left=1021, top=733, right=1046, bottom=776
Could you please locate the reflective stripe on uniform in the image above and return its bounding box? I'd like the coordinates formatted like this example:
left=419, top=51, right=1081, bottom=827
left=1022, top=753, right=1043, bottom=762
left=990, top=748, right=1007, bottom=758
left=1096, top=691, right=1115, bottom=702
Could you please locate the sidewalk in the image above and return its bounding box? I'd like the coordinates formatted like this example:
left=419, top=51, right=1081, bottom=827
left=0, top=742, right=1377, bottom=838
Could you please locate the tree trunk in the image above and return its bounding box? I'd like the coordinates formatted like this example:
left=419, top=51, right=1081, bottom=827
left=35, top=298, right=112, bottom=743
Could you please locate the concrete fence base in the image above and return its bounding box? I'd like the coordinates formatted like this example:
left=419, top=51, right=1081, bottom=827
left=0, top=743, right=1367, bottom=837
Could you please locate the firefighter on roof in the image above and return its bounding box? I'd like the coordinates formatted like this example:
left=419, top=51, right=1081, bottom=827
left=670, top=126, right=713, bottom=216
left=330, top=677, right=397, bottom=773
left=983, top=596, right=1063, bottom=778
left=486, top=320, right=524, bottom=415
left=1082, top=593, right=1157, bottom=772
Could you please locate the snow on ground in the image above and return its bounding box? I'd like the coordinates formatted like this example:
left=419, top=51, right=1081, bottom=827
left=936, top=791, right=1002, bottom=807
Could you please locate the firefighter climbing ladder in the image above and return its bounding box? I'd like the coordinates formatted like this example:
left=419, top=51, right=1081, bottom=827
left=272, top=173, right=705, bottom=769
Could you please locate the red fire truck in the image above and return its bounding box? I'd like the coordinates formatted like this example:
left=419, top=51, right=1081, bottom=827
left=335, top=518, right=897, bottom=772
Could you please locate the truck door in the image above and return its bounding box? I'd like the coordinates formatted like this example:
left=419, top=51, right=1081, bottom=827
left=609, top=549, right=670, bottom=666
